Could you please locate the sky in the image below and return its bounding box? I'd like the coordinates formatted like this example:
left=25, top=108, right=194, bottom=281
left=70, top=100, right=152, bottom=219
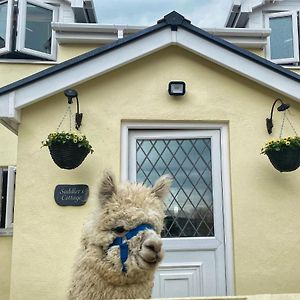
left=94, top=0, right=233, bottom=27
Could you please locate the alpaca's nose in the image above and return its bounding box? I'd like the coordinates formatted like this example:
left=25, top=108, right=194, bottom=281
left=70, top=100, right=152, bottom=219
left=144, top=239, right=162, bottom=253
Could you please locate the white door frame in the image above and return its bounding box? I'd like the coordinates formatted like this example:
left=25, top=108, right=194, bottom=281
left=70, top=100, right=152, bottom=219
left=121, top=121, right=235, bottom=296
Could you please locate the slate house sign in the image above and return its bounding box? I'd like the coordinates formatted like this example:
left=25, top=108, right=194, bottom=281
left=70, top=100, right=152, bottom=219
left=54, top=185, right=89, bottom=206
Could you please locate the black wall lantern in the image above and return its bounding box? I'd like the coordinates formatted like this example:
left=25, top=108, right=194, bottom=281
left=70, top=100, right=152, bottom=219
left=64, top=89, right=83, bottom=130
left=266, top=98, right=290, bottom=134
left=168, top=81, right=186, bottom=96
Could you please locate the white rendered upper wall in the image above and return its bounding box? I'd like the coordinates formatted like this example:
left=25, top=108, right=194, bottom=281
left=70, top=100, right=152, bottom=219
left=226, top=0, right=300, bottom=28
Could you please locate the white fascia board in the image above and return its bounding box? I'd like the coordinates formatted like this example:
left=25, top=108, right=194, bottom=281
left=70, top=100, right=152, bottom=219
left=204, top=28, right=270, bottom=37
left=205, top=28, right=270, bottom=49
left=0, top=91, right=21, bottom=133
left=52, top=23, right=145, bottom=33
left=13, top=28, right=173, bottom=109
left=55, top=32, right=118, bottom=44
left=223, top=37, right=267, bottom=48
left=53, top=22, right=270, bottom=48
left=0, top=92, right=20, bottom=120
left=53, top=23, right=145, bottom=44
left=241, top=0, right=265, bottom=11
left=71, top=0, right=83, bottom=7
left=176, top=28, right=300, bottom=102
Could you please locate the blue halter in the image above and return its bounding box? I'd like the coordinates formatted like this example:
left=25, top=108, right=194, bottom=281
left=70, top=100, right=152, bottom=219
left=108, top=223, right=153, bottom=273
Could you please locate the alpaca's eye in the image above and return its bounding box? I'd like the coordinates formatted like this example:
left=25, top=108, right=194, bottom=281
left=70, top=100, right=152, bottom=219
left=112, top=226, right=126, bottom=234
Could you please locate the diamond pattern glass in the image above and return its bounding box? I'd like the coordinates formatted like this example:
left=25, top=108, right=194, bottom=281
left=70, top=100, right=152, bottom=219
left=136, top=138, right=214, bottom=238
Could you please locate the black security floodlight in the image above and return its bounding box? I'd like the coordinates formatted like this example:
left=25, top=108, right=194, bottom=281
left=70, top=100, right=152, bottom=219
left=168, top=81, right=186, bottom=96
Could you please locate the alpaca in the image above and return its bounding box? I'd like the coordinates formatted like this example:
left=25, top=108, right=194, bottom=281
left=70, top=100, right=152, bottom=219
left=68, top=172, right=172, bottom=299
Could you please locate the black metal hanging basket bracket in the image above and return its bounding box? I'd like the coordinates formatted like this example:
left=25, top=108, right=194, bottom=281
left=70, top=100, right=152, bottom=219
left=64, top=89, right=83, bottom=130
left=266, top=98, right=290, bottom=134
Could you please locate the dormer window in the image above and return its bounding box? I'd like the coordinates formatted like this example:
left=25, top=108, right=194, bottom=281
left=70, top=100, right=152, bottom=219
left=0, top=0, right=58, bottom=60
left=265, top=11, right=299, bottom=64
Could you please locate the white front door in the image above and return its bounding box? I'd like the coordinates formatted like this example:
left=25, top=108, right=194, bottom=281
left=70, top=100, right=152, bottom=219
left=123, top=126, right=231, bottom=298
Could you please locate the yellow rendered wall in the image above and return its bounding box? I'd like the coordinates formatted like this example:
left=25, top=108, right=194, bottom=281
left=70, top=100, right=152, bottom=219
left=0, top=125, right=17, bottom=166
left=0, top=237, right=13, bottom=300
left=0, top=125, right=17, bottom=300
left=57, top=44, right=100, bottom=61
left=9, top=46, right=300, bottom=299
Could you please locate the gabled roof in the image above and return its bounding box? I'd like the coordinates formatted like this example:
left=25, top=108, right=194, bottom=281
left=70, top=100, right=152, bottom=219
left=1, top=11, right=300, bottom=134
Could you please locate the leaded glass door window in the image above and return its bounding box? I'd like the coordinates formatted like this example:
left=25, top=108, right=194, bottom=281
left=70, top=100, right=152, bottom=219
left=136, top=137, right=214, bottom=238
left=127, top=128, right=227, bottom=298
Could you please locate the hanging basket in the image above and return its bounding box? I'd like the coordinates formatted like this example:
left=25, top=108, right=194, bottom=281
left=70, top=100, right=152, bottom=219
left=41, top=92, right=94, bottom=170
left=266, top=147, right=300, bottom=172
left=49, top=141, right=91, bottom=170
left=262, top=107, right=300, bottom=172
left=42, top=132, right=94, bottom=170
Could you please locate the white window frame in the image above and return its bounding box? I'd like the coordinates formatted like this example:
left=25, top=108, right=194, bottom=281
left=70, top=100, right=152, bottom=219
left=265, top=11, right=299, bottom=64
left=0, top=0, right=14, bottom=55
left=121, top=122, right=235, bottom=295
left=16, top=0, right=58, bottom=60
left=0, top=166, right=16, bottom=236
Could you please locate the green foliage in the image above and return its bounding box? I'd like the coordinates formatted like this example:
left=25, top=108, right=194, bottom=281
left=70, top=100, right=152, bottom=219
left=261, top=136, right=300, bottom=154
left=41, top=131, right=94, bottom=153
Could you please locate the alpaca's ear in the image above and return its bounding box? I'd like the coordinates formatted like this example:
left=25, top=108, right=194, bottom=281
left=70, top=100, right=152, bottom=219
left=99, top=171, right=116, bottom=204
left=151, top=175, right=172, bottom=200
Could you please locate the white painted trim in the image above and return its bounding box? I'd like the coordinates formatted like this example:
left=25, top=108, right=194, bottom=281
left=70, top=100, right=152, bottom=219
left=0, top=166, right=16, bottom=232
left=154, top=263, right=204, bottom=298
left=204, top=28, right=270, bottom=37
left=219, top=125, right=235, bottom=296
left=8, top=92, right=20, bottom=122
left=52, top=22, right=145, bottom=33
left=5, top=166, right=16, bottom=229
left=55, top=32, right=118, bottom=44
left=0, top=59, right=58, bottom=64
left=265, top=11, right=299, bottom=64
left=16, top=0, right=58, bottom=61
left=0, top=0, right=13, bottom=55
left=0, top=228, right=13, bottom=236
left=121, top=121, right=235, bottom=296
left=162, top=237, right=221, bottom=251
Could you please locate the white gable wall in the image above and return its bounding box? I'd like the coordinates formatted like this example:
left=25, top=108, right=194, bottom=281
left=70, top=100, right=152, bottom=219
left=247, top=0, right=300, bottom=28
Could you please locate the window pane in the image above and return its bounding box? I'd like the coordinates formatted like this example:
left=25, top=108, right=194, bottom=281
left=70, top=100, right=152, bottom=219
left=25, top=3, right=53, bottom=54
left=0, top=2, right=8, bottom=49
left=136, top=138, right=214, bottom=238
left=0, top=170, right=8, bottom=229
left=269, top=15, right=294, bottom=60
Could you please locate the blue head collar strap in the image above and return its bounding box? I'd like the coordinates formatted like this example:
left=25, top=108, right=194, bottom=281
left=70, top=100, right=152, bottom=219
left=108, top=223, right=154, bottom=273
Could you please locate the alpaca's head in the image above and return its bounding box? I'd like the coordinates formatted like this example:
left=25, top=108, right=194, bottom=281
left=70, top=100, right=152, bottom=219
left=82, top=172, right=172, bottom=284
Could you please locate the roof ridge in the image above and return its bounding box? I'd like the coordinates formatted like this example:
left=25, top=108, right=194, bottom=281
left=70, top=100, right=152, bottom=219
left=157, top=11, right=191, bottom=30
